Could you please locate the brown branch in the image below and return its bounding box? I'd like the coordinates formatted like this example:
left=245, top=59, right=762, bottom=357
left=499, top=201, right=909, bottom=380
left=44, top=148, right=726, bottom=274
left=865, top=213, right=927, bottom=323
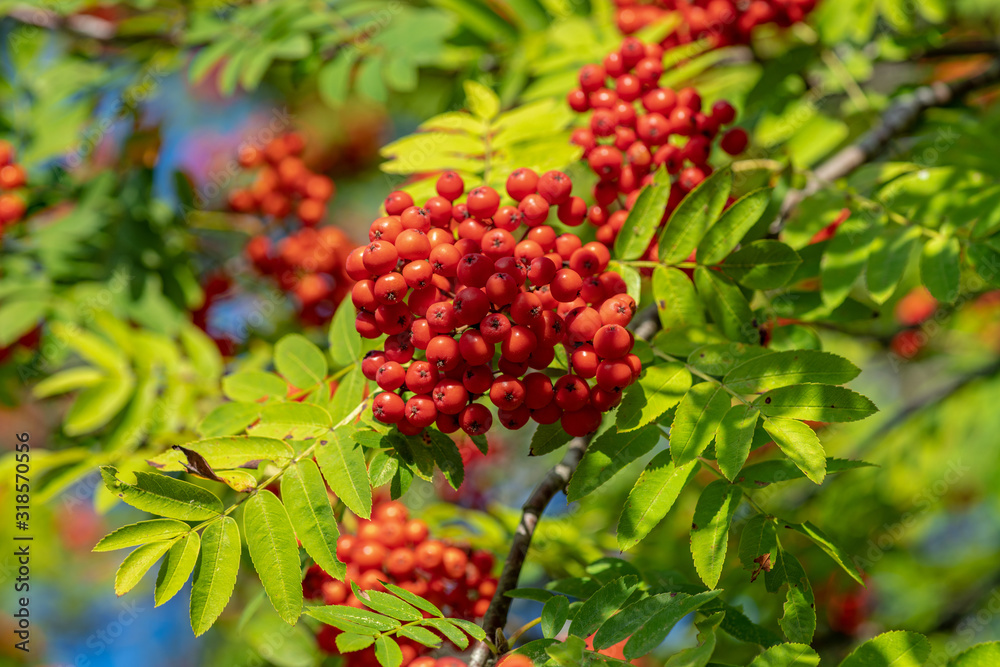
left=6, top=5, right=118, bottom=40
left=770, top=58, right=1000, bottom=235
left=468, top=436, right=590, bottom=667
left=920, top=40, right=1000, bottom=59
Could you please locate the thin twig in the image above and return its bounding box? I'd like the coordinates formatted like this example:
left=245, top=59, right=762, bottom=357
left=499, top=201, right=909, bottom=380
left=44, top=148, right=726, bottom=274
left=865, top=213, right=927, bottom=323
left=468, top=436, right=590, bottom=667
left=920, top=40, right=1000, bottom=59
left=770, top=58, right=1000, bottom=235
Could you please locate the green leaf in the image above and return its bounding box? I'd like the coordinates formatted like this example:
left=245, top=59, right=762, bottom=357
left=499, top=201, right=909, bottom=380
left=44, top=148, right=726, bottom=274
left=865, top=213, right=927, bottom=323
left=716, top=405, right=760, bottom=480
left=147, top=436, right=294, bottom=472
left=694, top=267, right=758, bottom=344
left=275, top=334, right=328, bottom=390
left=618, top=453, right=697, bottom=551
left=336, top=633, right=376, bottom=653
left=866, top=226, right=919, bottom=304
left=739, top=514, right=777, bottom=570
left=251, top=402, right=333, bottom=439
left=424, top=429, right=465, bottom=490
left=530, top=421, right=573, bottom=456
left=282, top=459, right=346, bottom=581
left=786, top=522, right=864, bottom=585
left=155, top=532, right=201, bottom=607
left=94, top=519, right=190, bottom=552
left=115, top=541, right=173, bottom=596
left=837, top=631, right=930, bottom=667
left=725, top=350, right=860, bottom=394
left=622, top=591, right=723, bottom=659
left=50, top=321, right=129, bottom=373
left=920, top=235, right=961, bottom=303
left=374, top=635, right=404, bottom=667
left=688, top=343, right=770, bottom=378
left=179, top=323, right=223, bottom=380
left=446, top=617, right=487, bottom=641
left=776, top=549, right=815, bottom=645
left=820, top=219, right=882, bottom=308
left=423, top=618, right=470, bottom=649
left=721, top=241, right=802, bottom=289
left=568, top=576, right=640, bottom=639
left=659, top=167, right=733, bottom=264
left=567, top=424, right=661, bottom=501
left=315, top=427, right=372, bottom=518
left=749, top=643, right=821, bottom=666
left=617, top=362, right=692, bottom=432
left=304, top=605, right=399, bottom=633
left=353, top=585, right=423, bottom=622
left=198, top=402, right=261, bottom=438
left=698, top=188, right=771, bottom=264
left=465, top=80, right=500, bottom=120
left=671, top=382, right=732, bottom=466
left=615, top=169, right=672, bottom=260
left=222, top=370, right=288, bottom=402
left=948, top=642, right=1000, bottom=666
left=100, top=467, right=223, bottom=520
left=329, top=299, right=362, bottom=369
left=546, top=634, right=586, bottom=666
left=654, top=266, right=705, bottom=331
left=737, top=457, right=873, bottom=489
left=691, top=480, right=742, bottom=588
left=318, top=48, right=360, bottom=107
left=190, top=516, right=241, bottom=636
left=381, top=582, right=444, bottom=618
left=594, top=590, right=710, bottom=650
left=33, top=367, right=105, bottom=398
left=398, top=625, right=442, bottom=648
left=542, top=595, right=570, bottom=638
left=756, top=384, right=877, bottom=423
left=243, top=492, right=304, bottom=624
left=64, top=377, right=135, bottom=436
left=0, top=299, right=45, bottom=347
left=762, top=418, right=827, bottom=484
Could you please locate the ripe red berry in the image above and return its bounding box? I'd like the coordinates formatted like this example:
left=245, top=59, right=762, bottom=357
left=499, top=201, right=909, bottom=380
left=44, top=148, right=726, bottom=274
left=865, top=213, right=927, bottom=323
left=459, top=402, right=493, bottom=436
left=436, top=170, right=465, bottom=201
left=384, top=191, right=414, bottom=215
left=372, top=392, right=405, bottom=423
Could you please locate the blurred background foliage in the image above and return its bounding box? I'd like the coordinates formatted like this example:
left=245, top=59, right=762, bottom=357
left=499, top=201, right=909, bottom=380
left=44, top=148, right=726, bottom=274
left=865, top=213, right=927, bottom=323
left=2, top=0, right=1000, bottom=666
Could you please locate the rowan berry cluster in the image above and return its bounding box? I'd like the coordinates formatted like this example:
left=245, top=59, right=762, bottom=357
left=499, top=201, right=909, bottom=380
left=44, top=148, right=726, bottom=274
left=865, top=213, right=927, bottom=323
left=303, top=501, right=497, bottom=666
left=227, top=132, right=336, bottom=224
left=347, top=169, right=642, bottom=439
left=613, top=0, right=819, bottom=48
left=226, top=132, right=353, bottom=323
left=567, top=38, right=746, bottom=247
left=0, top=140, right=28, bottom=231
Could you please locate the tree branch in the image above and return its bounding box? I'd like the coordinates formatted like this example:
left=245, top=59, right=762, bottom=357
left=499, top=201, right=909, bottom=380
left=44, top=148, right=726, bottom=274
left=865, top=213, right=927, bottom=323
left=920, top=40, right=1000, bottom=59
left=468, top=436, right=590, bottom=667
left=770, top=58, right=1000, bottom=235
left=6, top=5, right=118, bottom=41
